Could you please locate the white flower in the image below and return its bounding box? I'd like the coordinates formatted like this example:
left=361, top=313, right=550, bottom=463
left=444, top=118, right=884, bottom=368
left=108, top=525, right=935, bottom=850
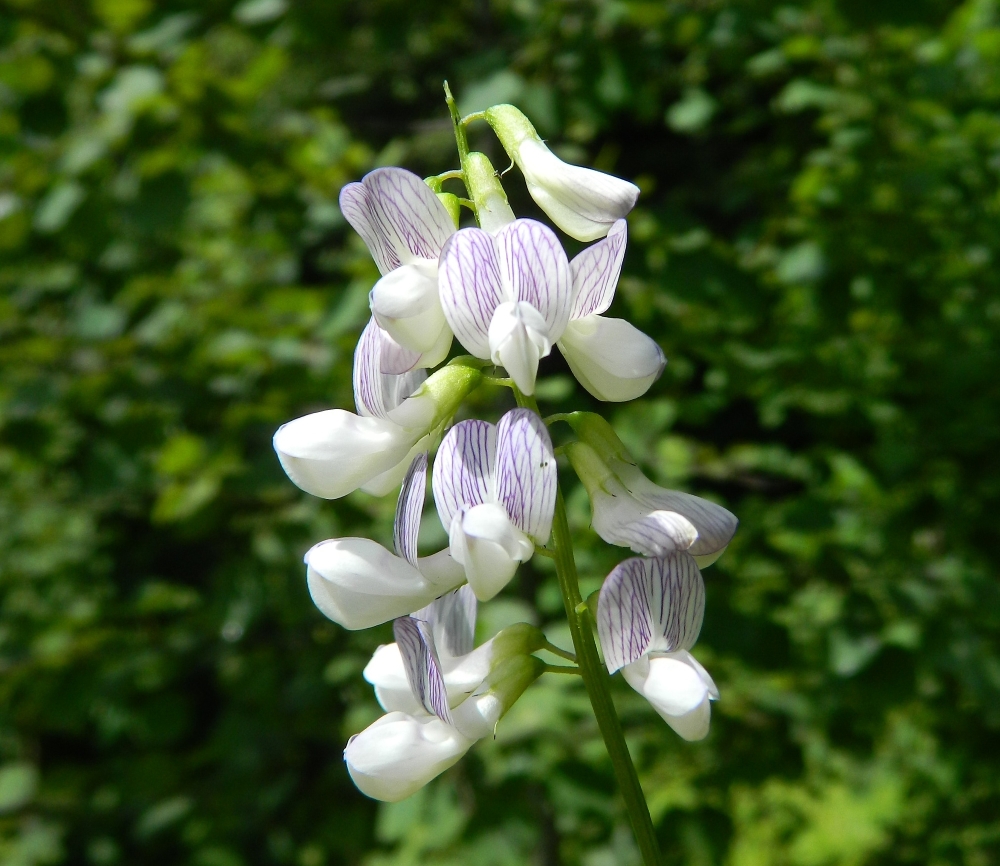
left=598, top=552, right=719, bottom=741
left=439, top=218, right=663, bottom=399
left=306, top=454, right=465, bottom=630
left=345, top=587, right=543, bottom=801
left=566, top=412, right=738, bottom=565
left=340, top=168, right=458, bottom=367
left=344, top=712, right=473, bottom=803
left=432, top=409, right=556, bottom=600
left=273, top=320, right=480, bottom=499
left=557, top=219, right=665, bottom=402
left=485, top=104, right=640, bottom=242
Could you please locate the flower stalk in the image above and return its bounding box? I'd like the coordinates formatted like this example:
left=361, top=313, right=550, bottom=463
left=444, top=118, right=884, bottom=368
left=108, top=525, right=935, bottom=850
left=514, top=389, right=663, bottom=866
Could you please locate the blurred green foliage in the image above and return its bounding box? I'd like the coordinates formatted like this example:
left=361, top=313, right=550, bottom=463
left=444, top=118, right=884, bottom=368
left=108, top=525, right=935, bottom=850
left=1, top=0, right=999, bottom=864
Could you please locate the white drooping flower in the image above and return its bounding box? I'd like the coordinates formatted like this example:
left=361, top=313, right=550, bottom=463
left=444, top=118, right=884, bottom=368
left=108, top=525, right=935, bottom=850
left=273, top=319, right=481, bottom=499
left=439, top=218, right=663, bottom=398
left=485, top=104, right=640, bottom=242
left=432, top=409, right=556, bottom=601
left=557, top=219, right=665, bottom=402
left=566, top=412, right=738, bottom=566
left=305, top=453, right=465, bottom=630
left=345, top=586, right=543, bottom=801
left=340, top=168, right=458, bottom=368
left=598, top=552, right=719, bottom=741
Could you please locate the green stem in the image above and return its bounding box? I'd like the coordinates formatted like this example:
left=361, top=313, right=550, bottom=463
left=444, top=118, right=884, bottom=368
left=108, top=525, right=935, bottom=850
left=515, top=388, right=663, bottom=866
left=541, top=663, right=582, bottom=676
left=444, top=82, right=471, bottom=166
left=542, top=639, right=577, bottom=662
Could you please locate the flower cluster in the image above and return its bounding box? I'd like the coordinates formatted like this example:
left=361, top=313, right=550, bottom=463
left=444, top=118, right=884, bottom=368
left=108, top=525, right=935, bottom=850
left=273, top=102, right=739, bottom=802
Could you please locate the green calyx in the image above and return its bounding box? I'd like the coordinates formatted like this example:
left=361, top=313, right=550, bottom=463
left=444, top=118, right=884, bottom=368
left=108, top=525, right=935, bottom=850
left=489, top=622, right=546, bottom=665
left=481, top=655, right=546, bottom=717
left=462, top=152, right=515, bottom=231
left=437, top=191, right=461, bottom=227
left=564, top=412, right=635, bottom=466
left=564, top=441, right=615, bottom=500
left=484, top=104, right=541, bottom=161
left=417, top=362, right=484, bottom=429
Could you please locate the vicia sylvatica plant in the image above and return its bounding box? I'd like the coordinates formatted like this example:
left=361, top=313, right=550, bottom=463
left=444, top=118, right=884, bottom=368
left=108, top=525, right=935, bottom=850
left=272, top=85, right=739, bottom=865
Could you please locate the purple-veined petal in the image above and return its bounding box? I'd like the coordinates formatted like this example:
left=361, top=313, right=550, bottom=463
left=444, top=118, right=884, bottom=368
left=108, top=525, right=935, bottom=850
left=569, top=219, right=628, bottom=319
left=340, top=168, right=454, bottom=275
left=495, top=220, right=572, bottom=342
left=393, top=616, right=453, bottom=724
left=439, top=228, right=505, bottom=358
left=365, top=169, right=456, bottom=264
left=340, top=182, right=399, bottom=275
left=494, top=409, right=557, bottom=543
left=353, top=318, right=424, bottom=418
left=626, top=483, right=739, bottom=559
left=431, top=419, right=497, bottom=531
left=378, top=323, right=422, bottom=376
left=353, top=317, right=385, bottom=417
left=597, top=552, right=705, bottom=673
left=393, top=453, right=427, bottom=567
left=412, top=585, right=477, bottom=659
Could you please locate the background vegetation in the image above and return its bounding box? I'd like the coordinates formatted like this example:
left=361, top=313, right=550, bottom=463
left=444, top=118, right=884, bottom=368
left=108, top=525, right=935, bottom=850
left=2, top=0, right=999, bottom=864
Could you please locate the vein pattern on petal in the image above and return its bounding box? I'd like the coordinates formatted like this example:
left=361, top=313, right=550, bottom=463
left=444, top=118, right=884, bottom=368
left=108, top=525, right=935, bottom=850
left=439, top=228, right=505, bottom=358
left=598, top=553, right=705, bottom=673
left=495, top=409, right=557, bottom=543
left=432, top=419, right=497, bottom=531
left=495, top=219, right=572, bottom=340
left=340, top=168, right=454, bottom=275
left=393, top=616, right=453, bottom=724
left=570, top=219, right=628, bottom=319
left=394, top=453, right=427, bottom=567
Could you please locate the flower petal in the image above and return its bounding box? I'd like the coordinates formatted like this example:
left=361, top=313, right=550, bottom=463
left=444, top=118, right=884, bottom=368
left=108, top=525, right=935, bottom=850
left=495, top=408, right=557, bottom=543
left=274, top=409, right=417, bottom=500
left=449, top=503, right=533, bottom=601
left=340, top=168, right=455, bottom=275
left=306, top=538, right=462, bottom=629
left=393, top=453, right=427, bottom=567
left=431, top=419, right=497, bottom=532
left=376, top=324, right=422, bottom=376
left=570, top=219, right=628, bottom=318
left=621, top=653, right=713, bottom=741
left=412, top=585, right=478, bottom=659
left=439, top=228, right=505, bottom=358
left=370, top=260, right=451, bottom=355
left=597, top=552, right=705, bottom=673
left=488, top=301, right=552, bottom=395
left=353, top=318, right=424, bottom=417
left=363, top=643, right=424, bottom=715
left=344, top=712, right=472, bottom=802
left=495, top=219, right=572, bottom=342
left=618, top=472, right=739, bottom=558
left=394, top=616, right=453, bottom=724
left=558, top=316, right=665, bottom=402
left=484, top=106, right=639, bottom=242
